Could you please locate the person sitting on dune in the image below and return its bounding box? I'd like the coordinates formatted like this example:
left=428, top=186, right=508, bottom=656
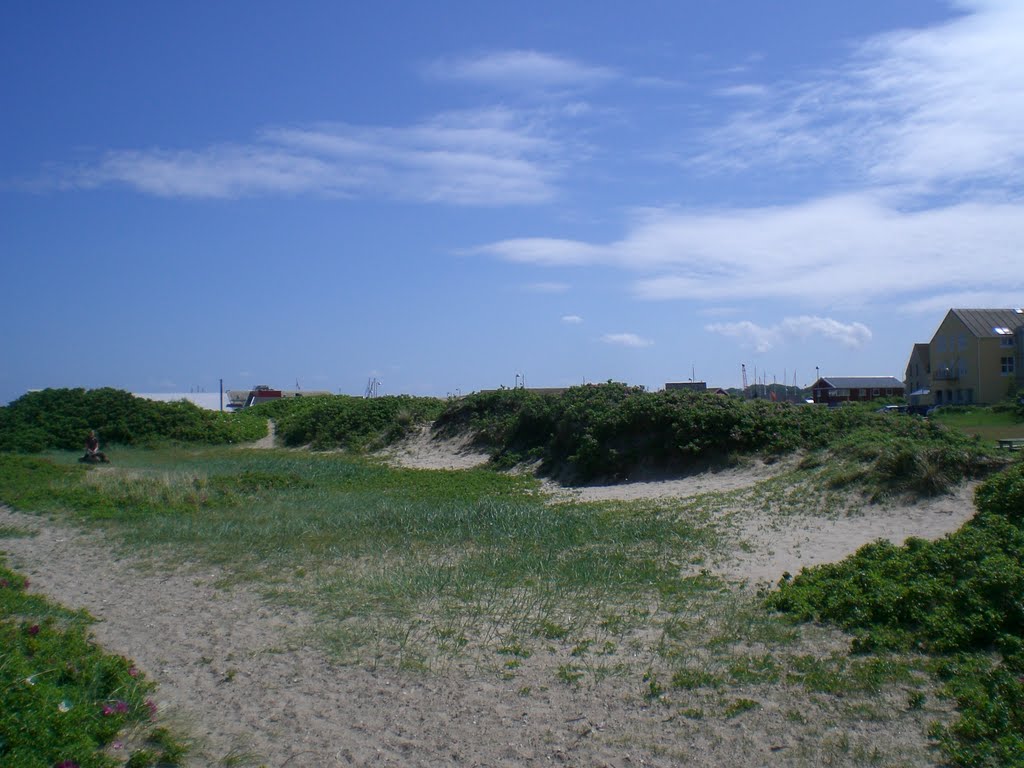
left=84, top=430, right=108, bottom=462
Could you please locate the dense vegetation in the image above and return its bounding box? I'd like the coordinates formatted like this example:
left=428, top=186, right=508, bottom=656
left=2, top=385, right=1008, bottom=497
left=3, top=383, right=1023, bottom=764
left=0, top=556, right=184, bottom=767
left=251, top=393, right=446, bottom=450
left=437, top=383, right=1001, bottom=492
left=0, top=388, right=266, bottom=453
left=768, top=462, right=1024, bottom=766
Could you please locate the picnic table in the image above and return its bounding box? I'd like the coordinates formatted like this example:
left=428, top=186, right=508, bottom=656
left=997, top=438, right=1024, bottom=451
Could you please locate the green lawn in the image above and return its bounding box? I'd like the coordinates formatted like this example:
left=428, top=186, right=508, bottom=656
left=932, top=406, right=1024, bottom=445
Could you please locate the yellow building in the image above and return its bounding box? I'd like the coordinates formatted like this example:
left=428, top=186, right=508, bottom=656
left=916, top=308, right=1024, bottom=406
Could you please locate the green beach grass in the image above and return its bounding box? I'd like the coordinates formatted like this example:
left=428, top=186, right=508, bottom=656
left=1, top=445, right=953, bottom=766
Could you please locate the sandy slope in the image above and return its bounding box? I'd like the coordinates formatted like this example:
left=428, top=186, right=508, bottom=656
left=0, top=432, right=971, bottom=766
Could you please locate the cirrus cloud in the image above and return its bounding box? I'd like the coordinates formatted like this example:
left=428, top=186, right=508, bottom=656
left=58, top=108, right=563, bottom=205
left=601, top=332, right=653, bottom=348
left=425, top=50, right=617, bottom=92
left=706, top=316, right=872, bottom=353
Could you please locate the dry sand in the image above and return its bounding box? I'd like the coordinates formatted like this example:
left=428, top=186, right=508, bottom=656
left=0, top=429, right=973, bottom=766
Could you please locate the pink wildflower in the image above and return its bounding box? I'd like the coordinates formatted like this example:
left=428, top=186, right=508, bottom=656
left=0, top=579, right=9, bottom=588
left=128, top=666, right=139, bottom=677
left=102, top=705, right=115, bottom=716
left=146, top=698, right=158, bottom=719
left=28, top=624, right=40, bottom=636
left=56, top=761, right=79, bottom=768
left=114, top=700, right=128, bottom=713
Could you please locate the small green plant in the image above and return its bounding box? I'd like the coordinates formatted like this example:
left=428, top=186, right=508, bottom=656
left=538, top=619, right=569, bottom=641
left=497, top=641, right=532, bottom=659
left=557, top=664, right=585, bottom=686
left=642, top=669, right=665, bottom=700
left=727, top=653, right=780, bottom=685
left=723, top=698, right=760, bottom=718
left=670, top=667, right=722, bottom=690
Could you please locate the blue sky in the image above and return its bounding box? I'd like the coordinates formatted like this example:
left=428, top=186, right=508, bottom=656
left=3, top=1, right=1022, bottom=403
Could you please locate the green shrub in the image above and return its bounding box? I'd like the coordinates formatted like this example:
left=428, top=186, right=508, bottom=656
left=436, top=384, right=997, bottom=488
left=766, top=463, right=1024, bottom=767
left=258, top=394, right=445, bottom=450
left=0, top=388, right=266, bottom=452
left=0, top=559, right=185, bottom=766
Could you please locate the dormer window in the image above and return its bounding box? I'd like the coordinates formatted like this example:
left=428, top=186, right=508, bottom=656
left=994, top=327, right=1012, bottom=335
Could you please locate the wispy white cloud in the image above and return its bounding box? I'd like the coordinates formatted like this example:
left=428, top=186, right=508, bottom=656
left=476, top=193, right=1024, bottom=307
left=695, top=0, right=1024, bottom=193
left=561, top=314, right=583, bottom=324
left=901, top=291, right=1024, bottom=316
left=703, top=321, right=779, bottom=353
left=706, top=316, right=872, bottom=353
left=66, top=146, right=341, bottom=199
left=525, top=282, right=569, bottom=294
left=60, top=109, right=561, bottom=205
left=470, top=2, right=1024, bottom=313
left=601, top=332, right=653, bottom=348
left=426, top=50, right=616, bottom=92
left=476, top=238, right=610, bottom=267
left=715, top=84, right=770, bottom=99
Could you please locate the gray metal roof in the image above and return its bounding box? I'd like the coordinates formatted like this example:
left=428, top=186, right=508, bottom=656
left=950, top=308, right=1024, bottom=338
left=818, top=376, right=904, bottom=389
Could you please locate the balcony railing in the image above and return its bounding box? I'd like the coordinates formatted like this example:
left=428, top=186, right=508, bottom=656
left=932, top=367, right=959, bottom=381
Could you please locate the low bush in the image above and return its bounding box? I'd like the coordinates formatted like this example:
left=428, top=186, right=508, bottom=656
left=436, top=383, right=998, bottom=489
left=0, top=388, right=266, bottom=452
left=766, top=462, right=1024, bottom=766
left=0, top=559, right=185, bottom=766
left=255, top=394, right=445, bottom=450
left=767, top=463, right=1024, bottom=654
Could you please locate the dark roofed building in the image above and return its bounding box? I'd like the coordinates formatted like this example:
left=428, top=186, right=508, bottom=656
left=811, top=376, right=904, bottom=405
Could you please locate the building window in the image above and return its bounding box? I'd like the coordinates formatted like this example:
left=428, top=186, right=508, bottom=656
left=1002, top=357, right=1015, bottom=375
left=872, top=388, right=880, bottom=396
left=1002, top=337, right=1014, bottom=348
